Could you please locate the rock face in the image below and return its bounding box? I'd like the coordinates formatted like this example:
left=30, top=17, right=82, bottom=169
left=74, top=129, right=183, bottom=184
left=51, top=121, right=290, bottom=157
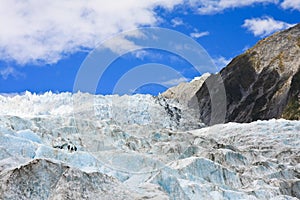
left=282, top=69, right=300, bottom=120
left=162, top=73, right=210, bottom=107
left=195, top=24, right=300, bottom=124
left=0, top=93, right=300, bottom=199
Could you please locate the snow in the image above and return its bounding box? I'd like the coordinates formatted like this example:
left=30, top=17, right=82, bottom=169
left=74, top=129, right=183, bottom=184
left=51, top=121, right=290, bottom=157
left=0, top=92, right=299, bottom=199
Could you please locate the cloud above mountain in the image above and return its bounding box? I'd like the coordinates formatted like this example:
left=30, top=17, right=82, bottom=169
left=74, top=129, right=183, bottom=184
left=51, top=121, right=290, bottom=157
left=281, top=0, right=300, bottom=11
left=189, top=0, right=278, bottom=14
left=0, top=0, right=183, bottom=65
left=0, top=0, right=298, bottom=65
left=189, top=0, right=300, bottom=14
left=242, top=16, right=295, bottom=37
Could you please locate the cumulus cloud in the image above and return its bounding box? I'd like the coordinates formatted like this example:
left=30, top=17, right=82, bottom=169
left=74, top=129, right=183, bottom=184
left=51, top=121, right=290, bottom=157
left=0, top=0, right=183, bottom=65
left=281, top=0, right=300, bottom=11
left=1, top=0, right=295, bottom=66
left=242, top=16, right=295, bottom=37
left=190, top=31, right=209, bottom=38
left=188, top=0, right=277, bottom=14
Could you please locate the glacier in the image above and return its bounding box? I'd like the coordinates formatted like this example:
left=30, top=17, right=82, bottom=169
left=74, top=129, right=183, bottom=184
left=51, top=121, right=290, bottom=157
left=0, top=92, right=299, bottom=199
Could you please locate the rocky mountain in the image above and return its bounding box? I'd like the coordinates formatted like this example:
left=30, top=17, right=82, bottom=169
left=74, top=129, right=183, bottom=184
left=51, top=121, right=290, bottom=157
left=164, top=23, right=300, bottom=124
left=162, top=73, right=210, bottom=107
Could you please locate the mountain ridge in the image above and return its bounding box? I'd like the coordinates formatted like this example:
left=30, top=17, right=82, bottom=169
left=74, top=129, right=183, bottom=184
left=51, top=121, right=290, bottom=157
left=164, top=23, right=300, bottom=124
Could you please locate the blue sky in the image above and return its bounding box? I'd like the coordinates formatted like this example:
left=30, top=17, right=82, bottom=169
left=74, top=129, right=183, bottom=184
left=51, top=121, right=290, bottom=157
left=0, top=0, right=299, bottom=95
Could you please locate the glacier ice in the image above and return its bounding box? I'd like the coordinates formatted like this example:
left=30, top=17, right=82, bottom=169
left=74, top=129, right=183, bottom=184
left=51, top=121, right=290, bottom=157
left=0, top=92, right=299, bottom=199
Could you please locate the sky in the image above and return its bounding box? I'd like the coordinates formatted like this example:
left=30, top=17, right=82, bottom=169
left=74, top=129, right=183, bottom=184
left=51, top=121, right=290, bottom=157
left=0, top=0, right=299, bottom=95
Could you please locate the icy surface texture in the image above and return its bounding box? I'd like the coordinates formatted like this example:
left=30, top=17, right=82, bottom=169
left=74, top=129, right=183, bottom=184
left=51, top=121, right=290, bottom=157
left=0, top=92, right=202, bottom=130
left=0, top=92, right=299, bottom=199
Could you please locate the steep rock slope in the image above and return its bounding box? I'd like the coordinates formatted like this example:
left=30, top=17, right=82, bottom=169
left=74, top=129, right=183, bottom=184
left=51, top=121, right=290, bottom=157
left=282, top=69, right=300, bottom=120
left=196, top=24, right=300, bottom=124
left=162, top=73, right=210, bottom=107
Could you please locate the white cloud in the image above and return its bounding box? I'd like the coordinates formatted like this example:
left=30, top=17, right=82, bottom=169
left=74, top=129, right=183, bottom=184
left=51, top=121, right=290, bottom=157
left=242, top=45, right=251, bottom=52
left=0, top=66, right=25, bottom=80
left=0, top=0, right=184, bottom=65
left=161, top=77, right=189, bottom=86
left=188, top=0, right=277, bottom=14
left=1, top=0, right=295, bottom=66
left=190, top=31, right=209, bottom=38
left=102, top=34, right=144, bottom=55
left=242, top=16, right=295, bottom=37
left=171, top=18, right=184, bottom=27
left=281, top=0, right=300, bottom=11
left=213, top=56, right=232, bottom=70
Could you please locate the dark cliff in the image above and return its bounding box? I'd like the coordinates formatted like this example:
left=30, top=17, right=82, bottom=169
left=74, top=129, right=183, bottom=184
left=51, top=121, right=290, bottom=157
left=196, top=24, right=300, bottom=124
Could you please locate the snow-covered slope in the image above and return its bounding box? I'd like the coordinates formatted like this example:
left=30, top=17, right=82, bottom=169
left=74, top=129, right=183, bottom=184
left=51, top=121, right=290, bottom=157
left=0, top=92, right=299, bottom=199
